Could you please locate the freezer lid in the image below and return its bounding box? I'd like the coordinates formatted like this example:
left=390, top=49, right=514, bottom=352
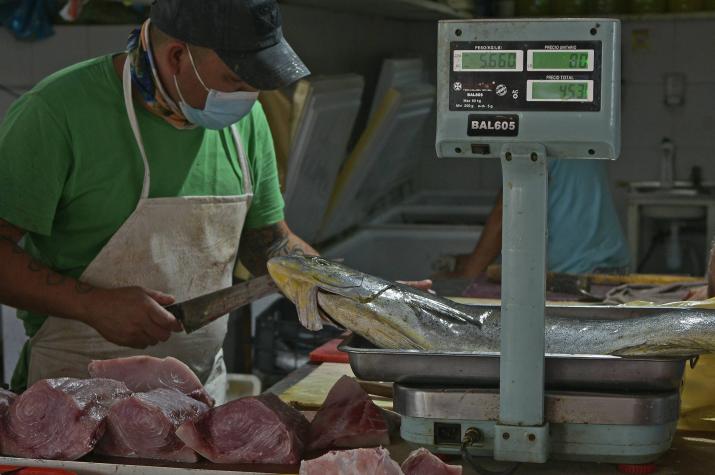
left=283, top=75, right=365, bottom=243
left=368, top=58, right=424, bottom=122
left=316, top=82, right=436, bottom=243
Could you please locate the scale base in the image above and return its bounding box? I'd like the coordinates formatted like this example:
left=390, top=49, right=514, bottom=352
left=396, top=385, right=679, bottom=464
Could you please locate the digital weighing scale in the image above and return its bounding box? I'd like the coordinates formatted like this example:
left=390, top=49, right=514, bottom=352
left=343, top=18, right=690, bottom=466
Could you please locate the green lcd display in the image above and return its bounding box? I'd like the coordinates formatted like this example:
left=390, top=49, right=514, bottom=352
left=461, top=51, right=518, bottom=70
left=531, top=50, right=592, bottom=70
left=530, top=81, right=591, bottom=101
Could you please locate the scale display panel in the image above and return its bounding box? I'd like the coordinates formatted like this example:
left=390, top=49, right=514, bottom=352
left=454, top=50, right=524, bottom=72
left=528, top=50, right=594, bottom=71
left=436, top=19, right=620, bottom=160
left=527, top=79, right=594, bottom=102
left=450, top=41, right=602, bottom=112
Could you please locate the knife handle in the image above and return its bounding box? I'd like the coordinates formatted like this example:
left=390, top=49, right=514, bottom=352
left=164, top=304, right=185, bottom=324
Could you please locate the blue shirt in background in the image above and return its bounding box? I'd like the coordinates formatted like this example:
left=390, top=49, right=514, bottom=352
left=546, top=160, right=630, bottom=274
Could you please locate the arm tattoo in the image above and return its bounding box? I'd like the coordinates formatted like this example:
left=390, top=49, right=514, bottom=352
left=0, top=220, right=92, bottom=294
left=240, top=223, right=312, bottom=276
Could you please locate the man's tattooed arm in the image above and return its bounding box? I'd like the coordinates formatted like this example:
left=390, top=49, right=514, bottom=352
left=239, top=221, right=318, bottom=276
left=0, top=219, right=93, bottom=293
left=0, top=218, right=96, bottom=319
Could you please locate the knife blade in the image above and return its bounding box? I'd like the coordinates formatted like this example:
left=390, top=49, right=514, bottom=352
left=165, top=275, right=278, bottom=334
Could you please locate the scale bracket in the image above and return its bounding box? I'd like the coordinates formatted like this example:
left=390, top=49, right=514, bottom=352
left=494, top=423, right=550, bottom=463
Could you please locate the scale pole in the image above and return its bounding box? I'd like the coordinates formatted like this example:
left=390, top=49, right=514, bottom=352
left=494, top=143, right=550, bottom=463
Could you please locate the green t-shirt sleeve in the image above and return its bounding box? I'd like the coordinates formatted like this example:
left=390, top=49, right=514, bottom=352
left=0, top=93, right=72, bottom=236
left=244, top=102, right=285, bottom=230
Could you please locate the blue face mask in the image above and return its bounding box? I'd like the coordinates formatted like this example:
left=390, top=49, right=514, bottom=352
left=174, top=47, right=258, bottom=130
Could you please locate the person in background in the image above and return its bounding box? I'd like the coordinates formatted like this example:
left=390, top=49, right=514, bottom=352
left=447, top=160, right=631, bottom=279
left=685, top=245, right=715, bottom=300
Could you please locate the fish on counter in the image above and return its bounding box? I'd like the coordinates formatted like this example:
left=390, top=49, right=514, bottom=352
left=175, top=392, right=309, bottom=464
left=401, top=448, right=462, bottom=475
left=267, top=255, right=715, bottom=357
left=309, top=375, right=389, bottom=451
left=88, top=355, right=214, bottom=406
left=95, top=388, right=209, bottom=463
left=1, top=378, right=131, bottom=460
left=300, top=447, right=403, bottom=475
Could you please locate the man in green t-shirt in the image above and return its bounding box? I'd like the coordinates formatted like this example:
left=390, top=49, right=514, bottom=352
left=0, top=0, right=317, bottom=399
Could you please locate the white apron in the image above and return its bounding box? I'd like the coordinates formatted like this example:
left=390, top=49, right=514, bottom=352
left=27, top=58, right=253, bottom=404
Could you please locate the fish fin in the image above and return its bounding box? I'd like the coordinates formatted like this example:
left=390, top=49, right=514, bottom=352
left=296, top=287, right=324, bottom=331
left=407, top=295, right=483, bottom=328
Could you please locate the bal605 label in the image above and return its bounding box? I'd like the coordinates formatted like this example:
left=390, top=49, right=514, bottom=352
left=467, top=114, right=519, bottom=136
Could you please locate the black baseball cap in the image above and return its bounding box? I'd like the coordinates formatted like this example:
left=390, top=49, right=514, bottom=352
left=150, top=0, right=310, bottom=90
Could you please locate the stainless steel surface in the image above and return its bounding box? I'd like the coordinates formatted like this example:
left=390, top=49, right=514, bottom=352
left=340, top=336, right=686, bottom=391
left=395, top=385, right=680, bottom=426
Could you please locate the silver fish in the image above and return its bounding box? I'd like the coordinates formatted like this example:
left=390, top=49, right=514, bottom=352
left=267, top=255, right=715, bottom=357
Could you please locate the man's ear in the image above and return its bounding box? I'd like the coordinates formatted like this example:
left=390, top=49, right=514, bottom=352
left=164, top=42, right=186, bottom=76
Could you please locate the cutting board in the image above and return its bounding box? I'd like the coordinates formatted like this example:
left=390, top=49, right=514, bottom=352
left=308, top=339, right=349, bottom=364
left=279, top=363, right=392, bottom=410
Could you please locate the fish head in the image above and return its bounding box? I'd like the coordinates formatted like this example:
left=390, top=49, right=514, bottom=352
left=316, top=290, right=432, bottom=350
left=267, top=255, right=392, bottom=331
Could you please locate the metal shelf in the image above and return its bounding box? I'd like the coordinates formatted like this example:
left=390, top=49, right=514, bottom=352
left=279, top=0, right=471, bottom=21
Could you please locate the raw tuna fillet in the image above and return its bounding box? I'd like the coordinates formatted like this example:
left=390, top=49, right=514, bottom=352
left=299, top=447, right=403, bottom=475
left=96, top=388, right=208, bottom=462
left=309, top=376, right=389, bottom=450
left=88, top=356, right=214, bottom=406
left=1, top=378, right=131, bottom=460
left=176, top=392, right=309, bottom=464
left=0, top=389, right=16, bottom=416
left=401, top=448, right=462, bottom=475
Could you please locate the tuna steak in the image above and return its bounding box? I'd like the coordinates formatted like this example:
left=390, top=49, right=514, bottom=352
left=1, top=378, right=130, bottom=460
left=299, top=447, right=403, bottom=474
left=309, top=376, right=389, bottom=450
left=401, top=448, right=462, bottom=475
left=176, top=392, right=309, bottom=464
left=88, top=356, right=213, bottom=406
left=96, top=388, right=208, bottom=462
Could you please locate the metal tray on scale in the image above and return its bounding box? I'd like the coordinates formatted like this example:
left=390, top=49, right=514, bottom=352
left=339, top=335, right=688, bottom=392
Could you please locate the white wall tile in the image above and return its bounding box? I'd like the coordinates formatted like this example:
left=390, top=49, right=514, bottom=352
left=0, top=30, right=34, bottom=87
left=621, top=82, right=673, bottom=150
left=673, top=20, right=715, bottom=84
left=671, top=84, right=715, bottom=151
left=0, top=90, right=19, bottom=120
left=87, top=25, right=135, bottom=57
left=622, top=21, right=675, bottom=84
left=31, top=26, right=88, bottom=83
left=612, top=146, right=663, bottom=184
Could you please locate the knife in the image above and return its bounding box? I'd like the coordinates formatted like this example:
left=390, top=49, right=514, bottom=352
left=164, top=275, right=278, bottom=334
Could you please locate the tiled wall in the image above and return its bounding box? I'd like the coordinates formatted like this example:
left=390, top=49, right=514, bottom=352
left=614, top=19, right=715, bottom=213
left=0, top=25, right=131, bottom=110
